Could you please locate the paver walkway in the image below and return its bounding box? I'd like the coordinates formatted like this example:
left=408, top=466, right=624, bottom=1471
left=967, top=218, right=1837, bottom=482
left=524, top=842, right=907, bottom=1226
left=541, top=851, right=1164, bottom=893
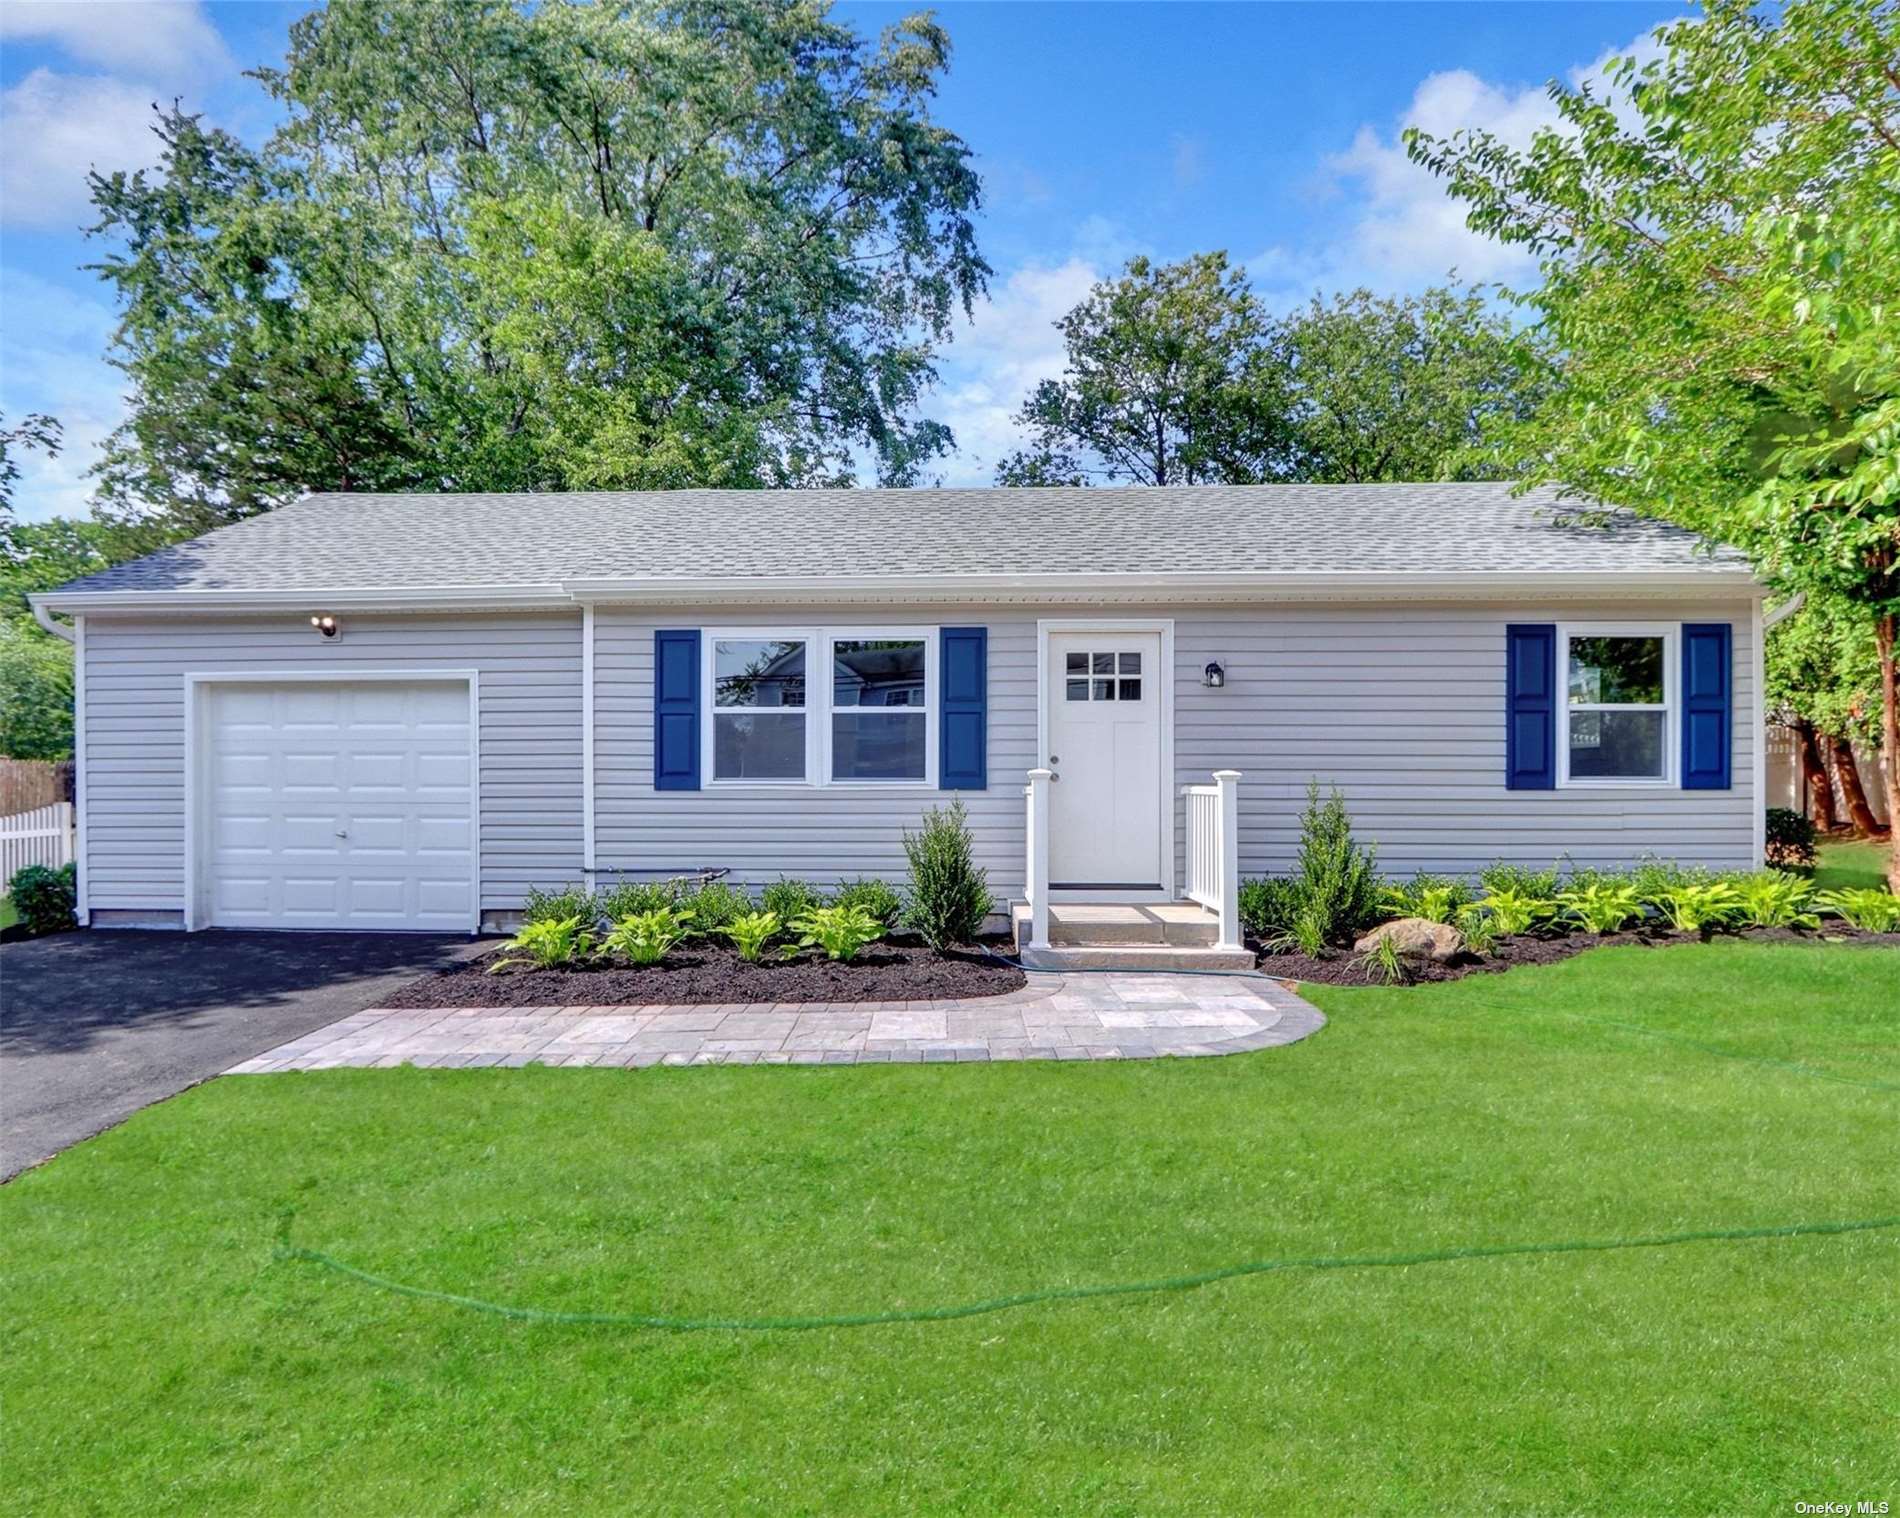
left=228, top=971, right=1325, bottom=1070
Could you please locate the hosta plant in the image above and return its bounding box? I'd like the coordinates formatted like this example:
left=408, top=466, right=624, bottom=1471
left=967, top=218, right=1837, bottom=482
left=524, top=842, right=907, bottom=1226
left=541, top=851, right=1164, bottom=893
left=601, top=907, right=693, bottom=966
left=1382, top=875, right=1471, bottom=925
left=721, top=910, right=783, bottom=963
left=1475, top=888, right=1554, bottom=937
left=1815, top=888, right=1900, bottom=934
left=1732, top=872, right=1820, bottom=930
left=488, top=915, right=596, bottom=973
left=1646, top=881, right=1742, bottom=935
left=1557, top=882, right=1644, bottom=935
left=791, top=904, right=885, bottom=962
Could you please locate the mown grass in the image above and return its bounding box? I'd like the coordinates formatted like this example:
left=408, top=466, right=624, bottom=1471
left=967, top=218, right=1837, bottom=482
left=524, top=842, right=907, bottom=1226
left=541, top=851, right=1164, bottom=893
left=2, top=940, right=1895, bottom=1515
left=1815, top=836, right=1893, bottom=893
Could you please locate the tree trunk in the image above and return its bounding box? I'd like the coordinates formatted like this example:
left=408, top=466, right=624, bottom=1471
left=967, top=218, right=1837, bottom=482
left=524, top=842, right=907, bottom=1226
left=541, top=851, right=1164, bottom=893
left=1827, top=734, right=1884, bottom=837
left=1793, top=719, right=1836, bottom=831
left=1875, top=614, right=1900, bottom=894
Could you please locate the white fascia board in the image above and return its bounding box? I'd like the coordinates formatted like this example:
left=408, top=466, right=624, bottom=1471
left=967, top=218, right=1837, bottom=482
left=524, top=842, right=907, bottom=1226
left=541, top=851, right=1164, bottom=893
left=30, top=584, right=572, bottom=614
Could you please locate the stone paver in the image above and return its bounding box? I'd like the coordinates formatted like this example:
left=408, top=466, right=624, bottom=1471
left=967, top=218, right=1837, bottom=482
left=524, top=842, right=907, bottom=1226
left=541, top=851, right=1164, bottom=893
left=225, top=971, right=1325, bottom=1073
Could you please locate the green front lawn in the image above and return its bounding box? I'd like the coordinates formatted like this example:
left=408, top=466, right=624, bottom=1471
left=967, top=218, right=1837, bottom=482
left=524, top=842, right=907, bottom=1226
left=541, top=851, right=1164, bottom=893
left=3, top=941, right=1896, bottom=1513
left=1816, top=835, right=1894, bottom=893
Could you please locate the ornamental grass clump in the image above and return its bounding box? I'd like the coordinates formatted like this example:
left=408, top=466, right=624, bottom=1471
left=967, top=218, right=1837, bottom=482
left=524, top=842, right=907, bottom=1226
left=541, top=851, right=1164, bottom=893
left=901, top=800, right=991, bottom=950
left=489, top=916, right=596, bottom=973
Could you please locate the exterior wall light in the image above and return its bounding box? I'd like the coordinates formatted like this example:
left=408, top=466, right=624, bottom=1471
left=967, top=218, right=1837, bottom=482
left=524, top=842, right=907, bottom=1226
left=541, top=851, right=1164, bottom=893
left=1203, top=661, right=1225, bottom=688
left=310, top=614, right=340, bottom=640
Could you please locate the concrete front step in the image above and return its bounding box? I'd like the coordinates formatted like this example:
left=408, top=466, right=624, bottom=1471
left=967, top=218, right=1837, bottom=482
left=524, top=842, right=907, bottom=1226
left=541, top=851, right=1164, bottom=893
left=1016, top=943, right=1258, bottom=973
left=1010, top=900, right=1221, bottom=947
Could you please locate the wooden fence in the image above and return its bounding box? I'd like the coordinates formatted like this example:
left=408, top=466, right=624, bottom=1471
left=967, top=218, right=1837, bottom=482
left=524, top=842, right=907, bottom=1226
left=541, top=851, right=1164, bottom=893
left=0, top=759, right=73, bottom=815
left=0, top=802, right=75, bottom=881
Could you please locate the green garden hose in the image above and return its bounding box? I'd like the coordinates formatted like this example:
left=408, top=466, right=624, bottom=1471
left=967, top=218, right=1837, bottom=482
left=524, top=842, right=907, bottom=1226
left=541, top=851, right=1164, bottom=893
left=276, top=1214, right=1900, bottom=1334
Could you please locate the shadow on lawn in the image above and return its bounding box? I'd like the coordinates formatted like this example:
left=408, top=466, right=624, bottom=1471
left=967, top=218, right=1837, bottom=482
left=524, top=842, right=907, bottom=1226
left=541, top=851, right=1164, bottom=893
left=0, top=929, right=487, bottom=1056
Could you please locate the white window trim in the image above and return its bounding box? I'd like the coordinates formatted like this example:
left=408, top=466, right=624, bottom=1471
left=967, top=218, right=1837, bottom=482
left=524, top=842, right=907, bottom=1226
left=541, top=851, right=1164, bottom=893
left=700, top=625, right=939, bottom=789
left=1557, top=622, right=1677, bottom=789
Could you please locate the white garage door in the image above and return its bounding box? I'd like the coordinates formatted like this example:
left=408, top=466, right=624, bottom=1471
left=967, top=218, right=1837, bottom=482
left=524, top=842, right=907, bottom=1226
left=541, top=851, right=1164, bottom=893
left=202, top=680, right=474, bottom=930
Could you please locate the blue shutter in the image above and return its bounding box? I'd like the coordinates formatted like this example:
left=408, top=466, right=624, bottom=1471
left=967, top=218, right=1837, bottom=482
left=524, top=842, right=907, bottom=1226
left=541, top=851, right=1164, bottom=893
left=653, top=629, right=700, bottom=791
left=938, top=626, right=987, bottom=790
left=1506, top=624, right=1556, bottom=790
left=1681, top=623, right=1732, bottom=790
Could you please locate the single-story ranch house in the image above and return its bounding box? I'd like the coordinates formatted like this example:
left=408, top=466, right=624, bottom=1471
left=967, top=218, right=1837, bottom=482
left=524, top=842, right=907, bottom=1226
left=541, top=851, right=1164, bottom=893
left=31, top=484, right=1766, bottom=940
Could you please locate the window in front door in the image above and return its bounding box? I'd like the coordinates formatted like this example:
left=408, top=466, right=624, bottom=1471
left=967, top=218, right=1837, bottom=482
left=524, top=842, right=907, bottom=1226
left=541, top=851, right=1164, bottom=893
left=1063, top=650, right=1142, bottom=703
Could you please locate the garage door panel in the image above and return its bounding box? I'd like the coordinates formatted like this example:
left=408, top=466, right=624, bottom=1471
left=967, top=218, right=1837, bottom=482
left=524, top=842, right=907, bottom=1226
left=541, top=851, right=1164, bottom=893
left=203, top=680, right=474, bottom=930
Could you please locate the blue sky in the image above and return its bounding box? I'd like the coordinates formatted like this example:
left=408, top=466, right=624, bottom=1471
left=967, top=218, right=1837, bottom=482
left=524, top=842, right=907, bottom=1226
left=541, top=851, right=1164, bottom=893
left=0, top=1, right=1681, bottom=518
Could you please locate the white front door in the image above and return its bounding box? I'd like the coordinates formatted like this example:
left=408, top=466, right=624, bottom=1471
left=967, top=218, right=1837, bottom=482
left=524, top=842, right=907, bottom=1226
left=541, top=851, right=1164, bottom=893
left=201, top=680, right=475, bottom=930
left=1046, top=631, right=1164, bottom=887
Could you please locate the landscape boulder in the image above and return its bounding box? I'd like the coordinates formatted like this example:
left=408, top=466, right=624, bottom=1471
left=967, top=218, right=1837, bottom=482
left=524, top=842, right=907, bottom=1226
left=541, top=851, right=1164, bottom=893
left=1353, top=916, right=1465, bottom=963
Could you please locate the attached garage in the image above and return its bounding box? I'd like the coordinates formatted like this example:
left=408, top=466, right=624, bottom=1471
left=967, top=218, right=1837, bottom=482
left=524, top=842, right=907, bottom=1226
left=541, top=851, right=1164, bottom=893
left=187, top=675, right=478, bottom=931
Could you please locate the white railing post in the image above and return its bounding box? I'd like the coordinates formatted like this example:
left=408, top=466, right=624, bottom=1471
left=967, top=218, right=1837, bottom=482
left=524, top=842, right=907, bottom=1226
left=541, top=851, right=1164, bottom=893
left=1025, top=767, right=1052, bottom=950
left=1213, top=769, right=1242, bottom=952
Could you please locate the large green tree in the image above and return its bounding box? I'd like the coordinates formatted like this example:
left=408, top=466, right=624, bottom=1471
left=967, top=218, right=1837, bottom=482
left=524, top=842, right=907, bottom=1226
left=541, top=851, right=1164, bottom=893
left=995, top=252, right=1293, bottom=487
left=87, top=0, right=988, bottom=528
left=1280, top=287, right=1542, bottom=482
left=1409, top=0, right=1900, bottom=885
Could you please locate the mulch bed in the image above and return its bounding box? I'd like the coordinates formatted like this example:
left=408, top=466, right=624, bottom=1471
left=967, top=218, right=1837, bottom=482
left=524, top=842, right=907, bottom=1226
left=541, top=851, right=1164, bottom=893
left=381, top=934, right=1025, bottom=1009
left=1255, top=924, right=1900, bottom=987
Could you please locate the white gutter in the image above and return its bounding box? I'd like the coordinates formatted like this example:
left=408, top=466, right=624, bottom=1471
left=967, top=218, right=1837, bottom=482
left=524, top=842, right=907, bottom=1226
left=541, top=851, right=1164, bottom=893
left=31, top=602, right=75, bottom=642
left=1761, top=592, right=1805, bottom=630
left=31, top=567, right=1763, bottom=616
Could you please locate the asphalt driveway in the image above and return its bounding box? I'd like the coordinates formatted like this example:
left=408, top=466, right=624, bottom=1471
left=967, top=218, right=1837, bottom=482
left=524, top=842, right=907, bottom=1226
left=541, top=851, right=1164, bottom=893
left=0, top=930, right=487, bottom=1180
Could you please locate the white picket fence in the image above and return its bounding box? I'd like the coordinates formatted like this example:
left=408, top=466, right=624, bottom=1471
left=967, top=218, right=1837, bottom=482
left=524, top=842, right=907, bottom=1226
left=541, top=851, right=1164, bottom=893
left=1, top=802, right=75, bottom=881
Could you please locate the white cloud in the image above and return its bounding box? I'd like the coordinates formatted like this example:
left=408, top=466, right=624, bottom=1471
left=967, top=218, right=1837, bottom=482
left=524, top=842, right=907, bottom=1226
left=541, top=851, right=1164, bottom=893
left=0, top=1, right=231, bottom=82
left=0, top=269, right=124, bottom=520
left=0, top=68, right=166, bottom=230
left=1322, top=25, right=1675, bottom=288
left=930, top=257, right=1105, bottom=485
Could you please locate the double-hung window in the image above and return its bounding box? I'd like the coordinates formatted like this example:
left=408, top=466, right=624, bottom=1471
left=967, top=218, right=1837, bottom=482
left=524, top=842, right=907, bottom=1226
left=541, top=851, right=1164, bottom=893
left=705, top=628, right=935, bottom=785
left=1560, top=625, right=1675, bottom=785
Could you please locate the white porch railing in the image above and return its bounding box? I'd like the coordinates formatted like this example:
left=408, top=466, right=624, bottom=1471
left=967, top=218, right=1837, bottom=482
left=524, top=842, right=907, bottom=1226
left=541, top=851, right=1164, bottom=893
left=1022, top=768, right=1052, bottom=949
left=1182, top=770, right=1243, bottom=951
left=1, top=802, right=75, bottom=881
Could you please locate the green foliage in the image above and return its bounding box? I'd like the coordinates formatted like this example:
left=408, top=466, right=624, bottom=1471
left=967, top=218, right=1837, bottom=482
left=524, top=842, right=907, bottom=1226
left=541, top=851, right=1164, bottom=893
left=1815, top=888, right=1900, bottom=934
left=790, top=904, right=885, bottom=963
left=1453, top=905, right=1497, bottom=956
left=595, top=880, right=680, bottom=920
left=1646, top=883, right=1743, bottom=936
left=995, top=252, right=1292, bottom=487
left=1766, top=598, right=1884, bottom=745
left=1237, top=876, right=1303, bottom=940
left=1626, top=857, right=1716, bottom=902
left=1479, top=859, right=1563, bottom=898
left=1287, top=781, right=1382, bottom=947
left=831, top=878, right=903, bottom=932
left=1408, top=0, right=1900, bottom=891
left=720, top=911, right=783, bottom=963
left=1473, top=888, right=1554, bottom=938
left=1732, top=873, right=1821, bottom=930
left=1264, top=905, right=1329, bottom=960
left=0, top=411, right=62, bottom=522
left=522, top=885, right=597, bottom=927
left=488, top=916, right=596, bottom=973
left=7, top=862, right=75, bottom=936
left=681, top=880, right=751, bottom=935
left=0, top=624, right=73, bottom=761
left=85, top=1, right=989, bottom=530
left=1557, top=882, right=1645, bottom=936
left=601, top=908, right=693, bottom=966
left=900, top=800, right=992, bottom=949
left=1382, top=873, right=1472, bottom=925
left=1357, top=933, right=1410, bottom=986
left=1764, top=808, right=1818, bottom=874
left=760, top=879, right=827, bottom=925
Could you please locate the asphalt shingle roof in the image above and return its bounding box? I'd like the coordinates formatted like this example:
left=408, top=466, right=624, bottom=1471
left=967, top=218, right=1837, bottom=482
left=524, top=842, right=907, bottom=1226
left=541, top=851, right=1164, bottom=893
left=48, top=484, right=1750, bottom=595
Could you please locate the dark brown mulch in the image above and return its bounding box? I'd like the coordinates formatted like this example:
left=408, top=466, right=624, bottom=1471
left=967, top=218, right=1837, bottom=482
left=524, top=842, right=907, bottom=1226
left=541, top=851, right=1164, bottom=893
left=380, top=934, right=1025, bottom=1009
left=1254, top=924, right=1900, bottom=987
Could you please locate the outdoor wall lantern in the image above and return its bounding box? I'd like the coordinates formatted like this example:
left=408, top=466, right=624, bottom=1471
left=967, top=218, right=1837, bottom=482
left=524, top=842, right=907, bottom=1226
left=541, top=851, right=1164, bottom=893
left=310, top=614, right=340, bottom=640
left=1203, top=660, right=1225, bottom=688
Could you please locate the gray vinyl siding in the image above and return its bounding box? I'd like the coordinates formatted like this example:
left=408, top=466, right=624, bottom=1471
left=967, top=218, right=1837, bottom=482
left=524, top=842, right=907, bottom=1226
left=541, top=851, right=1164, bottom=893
left=79, top=612, right=583, bottom=917
left=595, top=601, right=1760, bottom=895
